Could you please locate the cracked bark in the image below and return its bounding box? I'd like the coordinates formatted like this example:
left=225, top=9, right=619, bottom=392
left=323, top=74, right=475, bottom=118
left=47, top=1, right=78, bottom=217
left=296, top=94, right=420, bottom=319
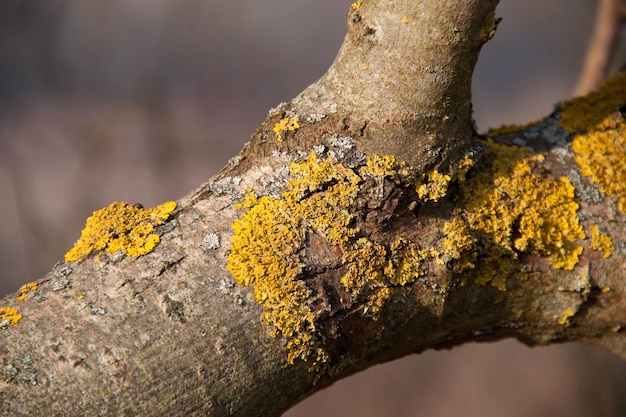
left=1, top=1, right=626, bottom=416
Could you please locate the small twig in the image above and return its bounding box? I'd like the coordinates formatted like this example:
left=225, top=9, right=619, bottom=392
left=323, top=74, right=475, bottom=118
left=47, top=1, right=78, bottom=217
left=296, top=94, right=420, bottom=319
left=573, top=0, right=625, bottom=96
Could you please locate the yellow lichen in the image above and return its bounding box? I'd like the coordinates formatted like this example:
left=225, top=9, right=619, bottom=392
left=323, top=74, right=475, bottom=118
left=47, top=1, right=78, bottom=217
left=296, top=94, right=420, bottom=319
left=359, top=155, right=414, bottom=181
left=351, top=0, right=362, bottom=10
left=560, top=72, right=626, bottom=213
left=236, top=189, right=258, bottom=210
left=65, top=201, right=177, bottom=262
left=384, top=238, right=426, bottom=286
left=16, top=282, right=38, bottom=301
left=417, top=170, right=452, bottom=202
left=0, top=306, right=22, bottom=327
left=442, top=140, right=584, bottom=290
left=228, top=142, right=583, bottom=372
left=228, top=153, right=436, bottom=372
left=273, top=116, right=300, bottom=142
left=557, top=309, right=575, bottom=325
left=228, top=154, right=357, bottom=369
left=571, top=123, right=626, bottom=212
left=366, top=287, right=393, bottom=318
left=441, top=218, right=476, bottom=269
left=560, top=72, right=626, bottom=133
left=590, top=225, right=614, bottom=258
left=400, top=15, right=410, bottom=24
left=454, top=155, right=475, bottom=182
left=341, top=238, right=387, bottom=296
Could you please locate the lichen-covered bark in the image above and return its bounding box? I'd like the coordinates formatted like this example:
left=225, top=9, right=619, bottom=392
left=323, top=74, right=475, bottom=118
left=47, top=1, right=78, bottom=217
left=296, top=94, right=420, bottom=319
left=2, top=1, right=626, bottom=416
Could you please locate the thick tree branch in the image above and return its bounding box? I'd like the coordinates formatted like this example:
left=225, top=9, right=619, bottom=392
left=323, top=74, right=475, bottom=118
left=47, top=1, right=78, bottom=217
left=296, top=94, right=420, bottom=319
left=227, top=0, right=498, bottom=176
left=292, top=0, right=498, bottom=168
left=2, top=1, right=626, bottom=416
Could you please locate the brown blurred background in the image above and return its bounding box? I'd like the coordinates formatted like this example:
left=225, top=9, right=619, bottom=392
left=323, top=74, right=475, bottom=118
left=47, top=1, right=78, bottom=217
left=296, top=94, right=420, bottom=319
left=1, top=0, right=626, bottom=416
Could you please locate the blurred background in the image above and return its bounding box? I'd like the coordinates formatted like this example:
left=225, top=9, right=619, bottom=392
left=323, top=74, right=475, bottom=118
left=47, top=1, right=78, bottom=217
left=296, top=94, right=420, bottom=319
left=1, top=0, right=626, bottom=415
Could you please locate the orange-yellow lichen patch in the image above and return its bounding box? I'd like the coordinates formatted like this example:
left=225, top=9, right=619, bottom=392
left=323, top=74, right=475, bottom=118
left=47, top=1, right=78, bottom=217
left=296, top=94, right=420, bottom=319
left=571, top=123, right=626, bottom=212
left=444, top=140, right=584, bottom=290
left=557, top=309, right=575, bottom=325
left=560, top=72, right=626, bottom=212
left=359, top=154, right=411, bottom=179
left=16, top=282, right=38, bottom=301
left=228, top=154, right=358, bottom=368
left=341, top=238, right=387, bottom=297
left=454, top=155, right=475, bottom=182
left=0, top=306, right=22, bottom=327
left=273, top=115, right=300, bottom=142
left=416, top=155, right=475, bottom=204
left=351, top=0, right=362, bottom=10
left=384, top=238, right=427, bottom=286
left=417, top=170, right=452, bottom=202
left=228, top=153, right=448, bottom=372
left=560, top=72, right=626, bottom=133
left=590, top=225, right=614, bottom=258
left=230, top=146, right=581, bottom=371
left=65, top=201, right=177, bottom=262
left=441, top=218, right=476, bottom=270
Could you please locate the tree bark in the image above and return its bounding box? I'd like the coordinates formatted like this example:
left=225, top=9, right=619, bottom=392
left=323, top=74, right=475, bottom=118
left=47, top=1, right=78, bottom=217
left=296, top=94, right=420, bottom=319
left=1, top=1, right=626, bottom=416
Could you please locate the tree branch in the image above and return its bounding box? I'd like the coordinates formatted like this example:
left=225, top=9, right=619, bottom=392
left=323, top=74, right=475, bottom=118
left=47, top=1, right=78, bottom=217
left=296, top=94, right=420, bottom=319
left=573, top=0, right=624, bottom=96
left=2, top=1, right=626, bottom=416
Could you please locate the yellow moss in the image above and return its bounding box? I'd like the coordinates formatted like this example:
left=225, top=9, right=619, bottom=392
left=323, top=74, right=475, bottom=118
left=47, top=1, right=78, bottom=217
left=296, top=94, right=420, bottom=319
left=442, top=140, right=584, bottom=290
left=64, top=201, right=177, bottom=262
left=273, top=116, right=300, bottom=142
left=16, top=282, right=38, bottom=301
left=351, top=0, right=362, bottom=10
left=590, top=225, right=614, bottom=258
left=557, top=309, right=575, bottom=325
left=560, top=72, right=626, bottom=133
left=0, top=306, right=22, bottom=327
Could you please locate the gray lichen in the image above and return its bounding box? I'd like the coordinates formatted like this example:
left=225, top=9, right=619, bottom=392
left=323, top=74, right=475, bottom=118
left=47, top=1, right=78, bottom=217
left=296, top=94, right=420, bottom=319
left=201, top=233, right=221, bottom=251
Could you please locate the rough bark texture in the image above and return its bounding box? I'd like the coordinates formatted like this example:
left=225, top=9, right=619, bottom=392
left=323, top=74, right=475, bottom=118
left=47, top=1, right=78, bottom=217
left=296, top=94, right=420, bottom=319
left=1, top=1, right=626, bottom=416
